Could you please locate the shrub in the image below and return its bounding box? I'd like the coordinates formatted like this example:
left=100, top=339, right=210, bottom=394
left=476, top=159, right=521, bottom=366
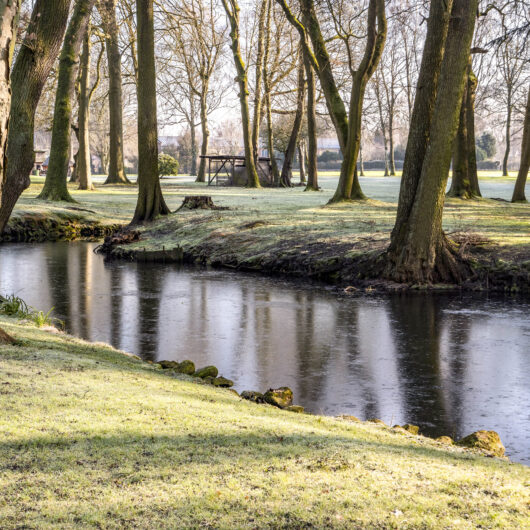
left=158, top=154, right=180, bottom=178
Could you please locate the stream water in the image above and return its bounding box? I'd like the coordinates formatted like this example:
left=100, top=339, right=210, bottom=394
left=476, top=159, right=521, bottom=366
left=1, top=241, right=529, bottom=463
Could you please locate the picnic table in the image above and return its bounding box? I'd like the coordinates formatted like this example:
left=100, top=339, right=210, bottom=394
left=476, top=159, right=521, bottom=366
left=199, top=154, right=272, bottom=186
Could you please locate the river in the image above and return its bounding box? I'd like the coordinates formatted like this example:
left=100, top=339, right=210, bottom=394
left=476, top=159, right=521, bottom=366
left=1, top=241, right=528, bottom=463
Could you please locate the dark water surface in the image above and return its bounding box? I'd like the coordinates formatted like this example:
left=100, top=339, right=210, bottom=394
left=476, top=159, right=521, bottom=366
left=1, top=242, right=529, bottom=463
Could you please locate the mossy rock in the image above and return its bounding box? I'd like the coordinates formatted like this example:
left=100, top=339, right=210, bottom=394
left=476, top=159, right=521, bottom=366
left=240, top=390, right=265, bottom=403
left=158, top=360, right=179, bottom=370
left=194, top=366, right=218, bottom=379
left=457, top=430, right=505, bottom=457
left=436, top=436, right=454, bottom=445
left=175, top=360, right=195, bottom=375
left=212, top=377, right=234, bottom=388
left=286, top=405, right=304, bottom=413
left=263, top=387, right=293, bottom=409
left=392, top=426, right=409, bottom=435
left=368, top=418, right=386, bottom=425
left=203, top=376, right=215, bottom=385
left=338, top=415, right=361, bottom=423
left=400, top=424, right=420, bottom=435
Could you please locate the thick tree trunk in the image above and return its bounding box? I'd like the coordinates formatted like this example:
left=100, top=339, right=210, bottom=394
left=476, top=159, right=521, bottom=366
left=77, top=30, right=93, bottom=190
left=0, top=0, right=71, bottom=232
left=512, top=86, right=530, bottom=202
left=280, top=60, right=305, bottom=188
left=502, top=90, right=512, bottom=177
left=303, top=48, right=318, bottom=191
left=100, top=0, right=129, bottom=184
left=196, top=91, right=209, bottom=183
left=387, top=0, right=478, bottom=283
left=0, top=0, right=19, bottom=186
left=466, top=67, right=481, bottom=197
left=221, top=0, right=260, bottom=188
left=38, top=0, right=95, bottom=202
left=131, top=0, right=169, bottom=223
left=388, top=0, right=452, bottom=257
left=447, top=61, right=481, bottom=199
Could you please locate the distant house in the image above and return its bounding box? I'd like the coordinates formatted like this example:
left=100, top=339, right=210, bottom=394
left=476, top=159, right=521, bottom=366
left=316, top=137, right=340, bottom=155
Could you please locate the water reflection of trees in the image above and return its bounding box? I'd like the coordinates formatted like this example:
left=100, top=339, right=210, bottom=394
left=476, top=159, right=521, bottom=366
left=387, top=295, right=465, bottom=437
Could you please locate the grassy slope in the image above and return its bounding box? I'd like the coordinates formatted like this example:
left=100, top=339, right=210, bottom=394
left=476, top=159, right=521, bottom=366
left=0, top=317, right=528, bottom=529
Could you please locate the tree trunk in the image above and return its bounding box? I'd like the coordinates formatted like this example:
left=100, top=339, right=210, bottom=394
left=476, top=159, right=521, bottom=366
left=375, top=76, right=390, bottom=176
left=447, top=60, right=481, bottom=199
left=503, top=89, right=512, bottom=177
left=359, top=143, right=365, bottom=176
left=388, top=107, right=396, bottom=175
left=221, top=0, right=260, bottom=188
left=280, top=60, right=305, bottom=188
left=100, top=0, right=129, bottom=184
left=512, top=85, right=530, bottom=202
left=278, top=0, right=386, bottom=202
left=388, top=0, right=452, bottom=257
left=466, top=66, right=481, bottom=197
left=38, top=0, right=95, bottom=202
left=387, top=0, right=478, bottom=284
left=265, top=91, right=280, bottom=185
left=251, top=0, right=268, bottom=163
left=196, top=90, right=209, bottom=183
left=0, top=0, right=71, bottom=232
left=190, top=101, right=197, bottom=177
left=131, top=0, right=170, bottom=223
left=303, top=47, right=318, bottom=191
left=0, top=0, right=19, bottom=187
left=298, top=140, right=306, bottom=184
left=328, top=0, right=386, bottom=202
left=77, top=29, right=93, bottom=190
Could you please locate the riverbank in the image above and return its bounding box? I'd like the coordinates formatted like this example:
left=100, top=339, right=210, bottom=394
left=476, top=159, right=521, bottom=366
left=0, top=315, right=528, bottom=528
left=6, top=174, right=530, bottom=290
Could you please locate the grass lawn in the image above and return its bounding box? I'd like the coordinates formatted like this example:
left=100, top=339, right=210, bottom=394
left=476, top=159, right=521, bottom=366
left=0, top=316, right=528, bottom=528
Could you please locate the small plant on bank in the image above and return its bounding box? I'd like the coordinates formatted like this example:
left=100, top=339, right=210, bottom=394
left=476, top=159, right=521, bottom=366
left=29, top=307, right=63, bottom=328
left=0, top=294, right=62, bottom=328
left=0, top=294, right=30, bottom=318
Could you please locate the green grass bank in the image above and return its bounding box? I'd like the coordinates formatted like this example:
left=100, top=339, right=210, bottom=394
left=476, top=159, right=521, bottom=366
left=5, top=174, right=530, bottom=290
left=0, top=316, right=528, bottom=528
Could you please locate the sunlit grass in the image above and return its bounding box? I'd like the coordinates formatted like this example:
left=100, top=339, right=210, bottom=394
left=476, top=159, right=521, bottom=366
left=10, top=174, right=530, bottom=261
left=0, top=316, right=528, bottom=528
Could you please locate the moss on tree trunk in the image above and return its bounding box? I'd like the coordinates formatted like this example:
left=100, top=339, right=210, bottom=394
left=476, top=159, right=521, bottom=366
left=387, top=0, right=478, bottom=284
left=280, top=59, right=305, bottom=188
left=221, top=0, right=260, bottom=188
left=0, top=0, right=19, bottom=190
left=100, top=0, right=130, bottom=185
left=131, top=0, right=169, bottom=224
left=38, top=0, right=96, bottom=202
left=77, top=29, right=94, bottom=191
left=447, top=60, right=481, bottom=199
left=303, top=45, right=318, bottom=191
left=0, top=0, right=71, bottom=232
left=512, top=86, right=529, bottom=203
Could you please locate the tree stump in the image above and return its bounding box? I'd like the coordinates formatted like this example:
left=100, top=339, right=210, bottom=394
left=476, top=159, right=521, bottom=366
left=0, top=328, right=17, bottom=344
left=177, top=196, right=227, bottom=211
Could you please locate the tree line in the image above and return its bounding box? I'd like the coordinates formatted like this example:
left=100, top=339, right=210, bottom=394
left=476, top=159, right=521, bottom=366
left=0, top=0, right=529, bottom=284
